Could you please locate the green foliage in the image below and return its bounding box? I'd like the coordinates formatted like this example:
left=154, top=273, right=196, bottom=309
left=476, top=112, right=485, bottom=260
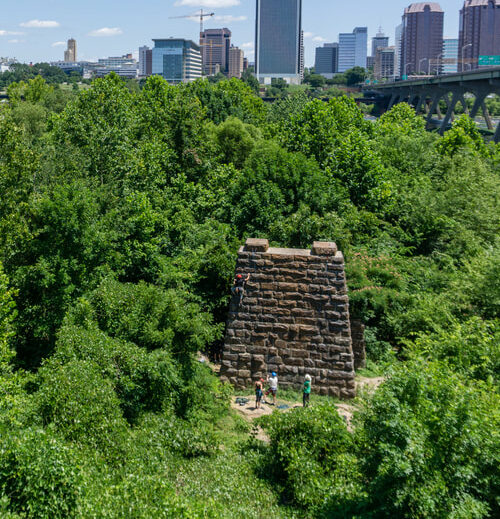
left=0, top=427, right=82, bottom=518
left=359, top=360, right=499, bottom=518
left=213, top=116, right=260, bottom=168
left=260, top=402, right=362, bottom=513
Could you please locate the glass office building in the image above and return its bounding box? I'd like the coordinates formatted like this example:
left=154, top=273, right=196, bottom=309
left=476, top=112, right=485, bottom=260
left=315, top=43, right=338, bottom=78
left=255, top=0, right=302, bottom=82
left=338, top=27, right=367, bottom=73
left=152, top=39, right=202, bottom=83
left=442, top=38, right=458, bottom=74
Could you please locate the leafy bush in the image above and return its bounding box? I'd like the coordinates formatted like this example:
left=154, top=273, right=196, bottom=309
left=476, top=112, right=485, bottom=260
left=35, top=359, right=129, bottom=457
left=359, top=360, right=500, bottom=518
left=0, top=427, right=82, bottom=518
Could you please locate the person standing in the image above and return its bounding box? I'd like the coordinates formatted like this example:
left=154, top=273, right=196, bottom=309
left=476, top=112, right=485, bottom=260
left=265, top=371, right=278, bottom=405
left=255, top=378, right=264, bottom=409
left=303, top=374, right=312, bottom=407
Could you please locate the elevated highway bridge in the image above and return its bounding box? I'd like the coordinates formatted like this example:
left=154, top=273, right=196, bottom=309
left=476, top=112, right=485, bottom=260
left=363, top=67, right=500, bottom=142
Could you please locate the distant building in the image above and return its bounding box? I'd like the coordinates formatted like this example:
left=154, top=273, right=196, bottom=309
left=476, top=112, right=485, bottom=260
left=395, top=23, right=403, bottom=78
left=228, top=45, right=244, bottom=78
left=338, top=27, right=367, bottom=73
left=400, top=3, right=444, bottom=76
left=152, top=38, right=202, bottom=83
left=459, top=0, right=500, bottom=71
left=371, top=29, right=389, bottom=57
left=94, top=55, right=137, bottom=78
left=374, top=46, right=396, bottom=80
left=366, top=56, right=375, bottom=69
left=315, top=43, right=338, bottom=78
left=299, top=30, right=305, bottom=80
left=200, top=28, right=231, bottom=76
left=139, top=46, right=152, bottom=77
left=441, top=38, right=458, bottom=74
left=64, top=38, right=77, bottom=62
left=255, top=0, right=303, bottom=84
left=243, top=57, right=249, bottom=71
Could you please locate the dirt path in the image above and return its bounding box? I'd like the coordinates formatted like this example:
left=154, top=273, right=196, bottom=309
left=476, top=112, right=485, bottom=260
left=230, top=395, right=357, bottom=437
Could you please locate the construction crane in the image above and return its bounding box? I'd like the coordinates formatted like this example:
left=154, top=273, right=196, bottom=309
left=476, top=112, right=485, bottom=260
left=169, top=9, right=215, bottom=36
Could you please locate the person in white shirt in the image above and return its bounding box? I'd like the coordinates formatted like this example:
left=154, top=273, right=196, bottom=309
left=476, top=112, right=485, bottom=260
left=265, top=371, right=278, bottom=405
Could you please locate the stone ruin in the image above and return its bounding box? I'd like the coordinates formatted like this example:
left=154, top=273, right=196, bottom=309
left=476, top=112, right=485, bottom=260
left=220, top=239, right=365, bottom=399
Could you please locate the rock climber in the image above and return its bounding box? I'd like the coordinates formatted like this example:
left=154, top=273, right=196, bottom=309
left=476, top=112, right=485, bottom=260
left=231, top=272, right=250, bottom=305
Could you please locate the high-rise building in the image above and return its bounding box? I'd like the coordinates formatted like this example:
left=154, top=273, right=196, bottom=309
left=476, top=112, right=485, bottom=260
left=314, top=43, right=338, bottom=78
left=64, top=38, right=77, bottom=62
left=299, top=30, right=305, bottom=80
left=395, top=23, right=403, bottom=78
left=152, top=38, right=202, bottom=83
left=374, top=47, right=396, bottom=80
left=139, top=46, right=152, bottom=77
left=338, top=27, right=367, bottom=73
left=371, top=29, right=389, bottom=57
left=228, top=45, right=244, bottom=78
left=200, top=28, right=231, bottom=76
left=255, top=0, right=302, bottom=84
left=366, top=56, right=375, bottom=69
left=400, top=3, right=444, bottom=77
left=459, top=0, right=500, bottom=71
left=441, top=38, right=458, bottom=74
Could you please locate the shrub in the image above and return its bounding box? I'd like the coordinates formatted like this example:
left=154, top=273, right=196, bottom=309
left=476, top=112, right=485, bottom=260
left=358, top=360, right=500, bottom=518
left=35, top=359, right=128, bottom=458
left=0, top=427, right=82, bottom=518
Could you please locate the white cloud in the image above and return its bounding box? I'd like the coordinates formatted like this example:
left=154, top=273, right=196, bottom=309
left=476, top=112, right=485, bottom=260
left=212, top=15, right=246, bottom=22
left=175, top=0, right=240, bottom=7
left=52, top=41, right=66, bottom=47
left=313, top=36, right=326, bottom=43
left=303, top=31, right=314, bottom=39
left=20, top=20, right=60, bottom=28
left=241, top=41, right=253, bottom=49
left=8, top=39, right=25, bottom=44
left=88, top=27, right=123, bottom=37
left=0, top=30, right=24, bottom=36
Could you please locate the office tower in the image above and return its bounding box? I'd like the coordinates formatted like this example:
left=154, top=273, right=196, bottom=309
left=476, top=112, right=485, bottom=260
left=459, top=0, right=500, bottom=71
left=228, top=45, right=244, bottom=78
left=374, top=47, right=396, bottom=80
left=255, top=0, right=302, bottom=83
left=441, top=38, right=458, bottom=73
left=95, top=54, right=138, bottom=78
left=338, top=27, right=367, bottom=73
left=299, top=30, right=304, bottom=80
left=152, top=39, right=202, bottom=83
left=395, top=24, right=403, bottom=78
left=400, top=3, right=444, bottom=77
left=314, top=43, right=338, bottom=78
left=64, top=38, right=77, bottom=62
left=200, top=28, right=231, bottom=75
left=139, top=46, right=152, bottom=77
left=371, top=29, right=389, bottom=57
left=366, top=56, right=375, bottom=69
left=243, top=57, right=249, bottom=71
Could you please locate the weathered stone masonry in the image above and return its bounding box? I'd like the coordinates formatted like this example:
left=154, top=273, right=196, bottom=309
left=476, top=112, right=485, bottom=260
left=220, top=238, right=358, bottom=399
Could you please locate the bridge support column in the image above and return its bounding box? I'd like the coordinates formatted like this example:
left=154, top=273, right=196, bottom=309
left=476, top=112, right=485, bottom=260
left=481, top=102, right=494, bottom=131
left=494, top=121, right=500, bottom=144
left=440, top=91, right=460, bottom=135
left=387, top=93, right=398, bottom=110
left=469, top=92, right=487, bottom=119
left=426, top=93, right=442, bottom=127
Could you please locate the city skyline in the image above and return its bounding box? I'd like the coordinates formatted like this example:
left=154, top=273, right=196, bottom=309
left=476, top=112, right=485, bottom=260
left=1, top=1, right=466, bottom=67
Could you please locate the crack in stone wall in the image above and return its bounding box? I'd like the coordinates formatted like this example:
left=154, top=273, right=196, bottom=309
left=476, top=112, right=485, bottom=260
left=220, top=239, right=358, bottom=399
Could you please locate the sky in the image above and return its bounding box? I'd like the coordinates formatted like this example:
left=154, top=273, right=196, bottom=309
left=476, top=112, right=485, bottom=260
left=1, top=1, right=464, bottom=67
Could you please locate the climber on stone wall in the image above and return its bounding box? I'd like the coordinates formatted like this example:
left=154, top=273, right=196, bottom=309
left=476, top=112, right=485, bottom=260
left=231, top=273, right=250, bottom=305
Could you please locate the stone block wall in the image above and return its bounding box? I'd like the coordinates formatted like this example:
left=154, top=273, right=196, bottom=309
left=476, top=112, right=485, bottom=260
left=220, top=239, right=357, bottom=399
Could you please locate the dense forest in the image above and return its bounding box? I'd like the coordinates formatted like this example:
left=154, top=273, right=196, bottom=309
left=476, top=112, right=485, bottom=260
left=0, top=73, right=498, bottom=518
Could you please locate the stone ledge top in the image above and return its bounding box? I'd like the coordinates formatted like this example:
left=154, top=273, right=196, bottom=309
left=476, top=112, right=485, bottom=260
left=240, top=240, right=342, bottom=258
left=312, top=242, right=338, bottom=255
left=244, top=238, right=269, bottom=252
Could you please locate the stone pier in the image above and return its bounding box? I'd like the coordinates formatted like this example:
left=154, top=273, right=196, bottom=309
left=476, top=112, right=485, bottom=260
left=220, top=239, right=358, bottom=399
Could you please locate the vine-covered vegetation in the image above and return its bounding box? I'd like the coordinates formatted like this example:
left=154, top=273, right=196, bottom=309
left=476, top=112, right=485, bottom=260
left=0, top=73, right=498, bottom=517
